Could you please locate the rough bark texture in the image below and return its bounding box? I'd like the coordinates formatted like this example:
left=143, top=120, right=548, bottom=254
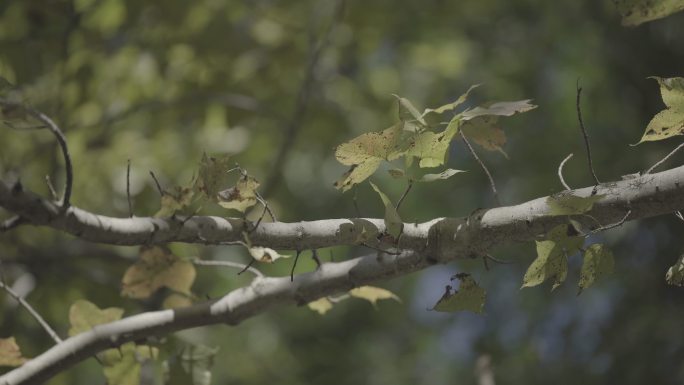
left=1, top=165, right=683, bottom=384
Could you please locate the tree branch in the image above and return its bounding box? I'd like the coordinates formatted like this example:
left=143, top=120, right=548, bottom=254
left=2, top=166, right=684, bottom=383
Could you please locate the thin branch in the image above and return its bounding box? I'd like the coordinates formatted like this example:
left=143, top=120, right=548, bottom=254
left=395, top=181, right=413, bottom=211
left=148, top=171, right=164, bottom=196
left=193, top=259, right=264, bottom=278
left=126, top=160, right=133, bottom=217
left=460, top=130, right=500, bottom=206
left=558, top=153, right=574, bottom=190
left=0, top=101, right=73, bottom=211
left=0, top=273, right=62, bottom=344
left=45, top=175, right=58, bottom=201
left=352, top=186, right=361, bottom=217
left=588, top=209, right=632, bottom=235
left=644, top=141, right=684, bottom=175
left=290, top=250, right=302, bottom=281
left=261, top=0, right=346, bottom=197
left=311, top=249, right=322, bottom=268
left=576, top=81, right=600, bottom=185
left=0, top=216, right=25, bottom=232
left=360, top=242, right=400, bottom=255
left=237, top=259, right=256, bottom=276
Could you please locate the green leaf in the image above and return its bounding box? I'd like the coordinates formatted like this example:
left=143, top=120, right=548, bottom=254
left=637, top=77, right=684, bottom=143
left=403, top=124, right=460, bottom=168
left=101, top=342, right=159, bottom=385
left=418, top=168, right=466, bottom=182
left=393, top=94, right=427, bottom=127
left=121, top=246, right=196, bottom=299
left=248, top=246, right=289, bottom=263
left=665, top=253, right=684, bottom=286
left=522, top=225, right=584, bottom=290
left=460, top=116, right=508, bottom=156
left=546, top=193, right=604, bottom=216
left=68, top=300, right=124, bottom=336
left=432, top=273, right=486, bottom=313
left=0, top=337, right=28, bottom=367
left=334, top=124, right=405, bottom=191
left=579, top=243, right=615, bottom=294
left=194, top=153, right=232, bottom=201
left=461, top=99, right=537, bottom=120
left=614, top=0, right=684, bottom=26
left=307, top=297, right=334, bottom=315
left=422, top=84, right=481, bottom=116
left=155, top=185, right=194, bottom=217
left=349, top=286, right=401, bottom=306
left=217, top=175, right=260, bottom=212
left=369, top=181, right=403, bottom=239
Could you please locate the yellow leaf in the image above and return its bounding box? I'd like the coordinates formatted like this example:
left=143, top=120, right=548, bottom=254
left=614, top=0, right=684, bottom=26
left=0, top=337, right=28, bottom=367
left=248, top=246, right=288, bottom=263
left=121, top=246, right=196, bottom=299
left=307, top=297, right=333, bottom=315
left=163, top=293, right=193, bottom=309
left=217, top=175, right=260, bottom=212
left=349, top=286, right=401, bottom=306
left=637, top=77, right=684, bottom=143
left=69, top=300, right=124, bottom=336
left=432, top=274, right=486, bottom=313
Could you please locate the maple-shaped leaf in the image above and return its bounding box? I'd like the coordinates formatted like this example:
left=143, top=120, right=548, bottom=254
left=546, top=193, right=604, bottom=216
left=637, top=77, right=684, bottom=143
left=614, top=0, right=684, bottom=26
left=121, top=246, right=196, bottom=299
left=522, top=224, right=584, bottom=290
left=217, top=175, right=260, bottom=212
left=155, top=185, right=194, bottom=217
left=349, top=286, right=401, bottom=307
left=578, top=243, right=615, bottom=294
left=432, top=273, right=486, bottom=313
left=0, top=337, right=28, bottom=367
left=68, top=299, right=124, bottom=336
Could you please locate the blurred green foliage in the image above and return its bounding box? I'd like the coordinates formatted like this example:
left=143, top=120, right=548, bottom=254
left=1, top=0, right=684, bottom=384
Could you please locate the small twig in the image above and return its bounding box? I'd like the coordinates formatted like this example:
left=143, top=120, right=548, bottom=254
left=149, top=171, right=164, bottom=196
left=644, top=141, right=684, bottom=175
left=395, top=180, right=413, bottom=211
left=460, top=130, right=500, bottom=205
left=484, top=253, right=514, bottom=265
left=290, top=250, right=302, bottom=281
left=0, top=216, right=26, bottom=232
left=0, top=269, right=62, bottom=344
left=360, top=242, right=400, bottom=255
left=576, top=80, right=600, bottom=185
left=237, top=259, right=256, bottom=276
left=126, top=160, right=133, bottom=217
left=675, top=211, right=684, bottom=223
left=193, top=259, right=264, bottom=278
left=558, top=153, right=574, bottom=190
left=255, top=191, right=276, bottom=221
left=0, top=101, right=73, bottom=210
left=588, top=209, right=631, bottom=235
left=311, top=249, right=322, bottom=268
left=45, top=175, right=58, bottom=201
left=352, top=186, right=361, bottom=217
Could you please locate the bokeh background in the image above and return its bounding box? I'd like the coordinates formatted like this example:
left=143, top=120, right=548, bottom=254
left=1, top=0, right=684, bottom=384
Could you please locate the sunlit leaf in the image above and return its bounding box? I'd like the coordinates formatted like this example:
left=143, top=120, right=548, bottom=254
left=0, top=337, right=28, bottom=367
left=369, top=181, right=403, bottom=239
left=349, top=286, right=401, bottom=306
left=422, top=84, right=480, bottom=116
left=461, top=99, right=537, bottom=120
left=248, top=246, right=288, bottom=263
left=637, top=77, right=684, bottom=143
left=403, top=124, right=460, bottom=168
left=163, top=293, right=193, bottom=309
left=418, top=168, right=466, bottom=182
left=195, top=153, right=232, bottom=201
left=432, top=273, right=486, bottom=313
left=522, top=225, right=584, bottom=290
left=121, top=246, right=196, bottom=299
left=579, top=243, right=615, bottom=293
left=614, top=0, right=684, bottom=26
left=393, top=94, right=427, bottom=127
left=217, top=175, right=260, bottom=212
left=665, top=253, right=684, bottom=286
left=156, top=185, right=194, bottom=217
left=307, top=297, right=334, bottom=315
left=546, top=193, right=604, bottom=216
left=69, top=299, right=124, bottom=336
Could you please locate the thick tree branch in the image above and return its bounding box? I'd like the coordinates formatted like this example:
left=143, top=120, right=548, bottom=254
left=1, top=166, right=684, bottom=383
left=2, top=165, right=684, bottom=260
